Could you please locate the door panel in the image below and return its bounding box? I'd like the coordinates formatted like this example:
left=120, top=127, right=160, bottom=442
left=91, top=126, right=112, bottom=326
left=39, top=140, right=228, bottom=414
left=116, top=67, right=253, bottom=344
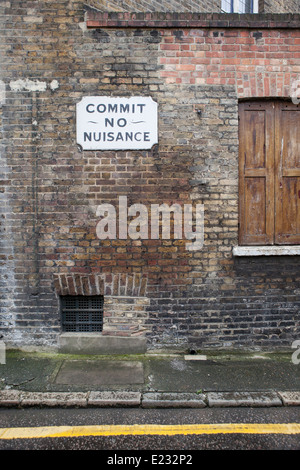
left=239, top=101, right=275, bottom=245
left=275, top=104, right=300, bottom=244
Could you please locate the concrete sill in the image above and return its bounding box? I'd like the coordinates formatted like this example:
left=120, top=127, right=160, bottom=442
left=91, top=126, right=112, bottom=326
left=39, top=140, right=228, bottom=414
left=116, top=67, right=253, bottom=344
left=58, top=333, right=147, bottom=355
left=233, top=246, right=300, bottom=257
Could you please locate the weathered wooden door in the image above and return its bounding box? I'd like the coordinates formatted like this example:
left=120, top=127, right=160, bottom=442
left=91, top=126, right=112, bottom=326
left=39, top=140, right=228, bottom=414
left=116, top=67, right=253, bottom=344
left=239, top=100, right=300, bottom=246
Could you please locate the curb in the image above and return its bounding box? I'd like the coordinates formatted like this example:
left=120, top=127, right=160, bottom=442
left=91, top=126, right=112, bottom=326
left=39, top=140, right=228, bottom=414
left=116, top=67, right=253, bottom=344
left=1, top=390, right=300, bottom=408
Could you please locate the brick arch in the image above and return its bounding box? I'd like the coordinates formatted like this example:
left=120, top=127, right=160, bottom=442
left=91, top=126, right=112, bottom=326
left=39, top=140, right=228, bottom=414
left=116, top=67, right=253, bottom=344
left=53, top=273, right=148, bottom=297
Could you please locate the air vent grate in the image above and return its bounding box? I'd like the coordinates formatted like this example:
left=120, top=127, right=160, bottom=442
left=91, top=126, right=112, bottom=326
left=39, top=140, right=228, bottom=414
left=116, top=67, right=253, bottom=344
left=61, top=296, right=104, bottom=332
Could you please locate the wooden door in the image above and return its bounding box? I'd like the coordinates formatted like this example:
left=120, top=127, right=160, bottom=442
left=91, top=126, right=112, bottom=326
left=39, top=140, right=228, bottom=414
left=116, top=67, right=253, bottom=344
left=239, top=100, right=300, bottom=246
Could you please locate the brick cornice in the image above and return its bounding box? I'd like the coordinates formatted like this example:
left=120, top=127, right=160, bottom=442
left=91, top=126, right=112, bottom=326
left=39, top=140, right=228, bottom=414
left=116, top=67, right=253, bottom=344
left=85, top=10, right=300, bottom=29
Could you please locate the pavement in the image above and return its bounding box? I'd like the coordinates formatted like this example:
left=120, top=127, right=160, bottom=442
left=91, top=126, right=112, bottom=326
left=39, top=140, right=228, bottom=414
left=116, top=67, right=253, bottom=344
left=0, top=349, right=300, bottom=408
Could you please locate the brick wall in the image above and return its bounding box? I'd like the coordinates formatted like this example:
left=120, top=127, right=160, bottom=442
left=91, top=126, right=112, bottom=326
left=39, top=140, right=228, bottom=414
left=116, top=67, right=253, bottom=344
left=261, top=0, right=300, bottom=13
left=0, top=3, right=17, bottom=345
left=87, top=0, right=221, bottom=12
left=0, top=2, right=300, bottom=351
left=87, top=0, right=300, bottom=13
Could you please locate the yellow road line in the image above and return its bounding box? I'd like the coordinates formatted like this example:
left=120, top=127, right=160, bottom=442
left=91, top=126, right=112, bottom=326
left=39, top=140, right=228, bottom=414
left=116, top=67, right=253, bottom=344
left=0, top=423, right=300, bottom=440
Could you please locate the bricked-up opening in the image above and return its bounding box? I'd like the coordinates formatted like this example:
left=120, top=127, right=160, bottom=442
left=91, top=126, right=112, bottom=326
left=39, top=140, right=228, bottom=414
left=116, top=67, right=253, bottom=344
left=60, top=296, right=104, bottom=332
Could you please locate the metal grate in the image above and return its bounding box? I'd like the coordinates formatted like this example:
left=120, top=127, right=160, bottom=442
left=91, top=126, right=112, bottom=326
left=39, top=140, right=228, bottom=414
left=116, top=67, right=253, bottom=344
left=61, top=295, right=104, bottom=332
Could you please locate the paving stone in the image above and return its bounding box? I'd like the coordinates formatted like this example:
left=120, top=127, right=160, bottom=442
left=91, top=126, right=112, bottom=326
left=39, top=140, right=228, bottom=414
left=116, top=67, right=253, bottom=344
left=88, top=391, right=141, bottom=407
left=207, top=391, right=282, bottom=407
left=278, top=391, right=300, bottom=406
left=142, top=392, right=207, bottom=408
left=55, top=360, right=144, bottom=385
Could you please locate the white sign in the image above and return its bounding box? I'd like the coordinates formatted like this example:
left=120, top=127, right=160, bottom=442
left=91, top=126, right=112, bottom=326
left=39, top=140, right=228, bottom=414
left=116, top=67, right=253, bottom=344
left=76, top=96, right=158, bottom=150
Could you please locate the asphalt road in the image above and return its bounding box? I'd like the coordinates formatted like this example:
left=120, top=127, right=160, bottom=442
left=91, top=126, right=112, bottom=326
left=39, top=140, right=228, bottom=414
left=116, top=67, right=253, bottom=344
left=0, top=406, right=300, bottom=452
